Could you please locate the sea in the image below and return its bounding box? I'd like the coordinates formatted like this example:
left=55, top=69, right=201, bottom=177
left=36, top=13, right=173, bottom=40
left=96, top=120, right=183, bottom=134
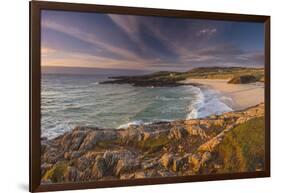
left=41, top=72, right=233, bottom=139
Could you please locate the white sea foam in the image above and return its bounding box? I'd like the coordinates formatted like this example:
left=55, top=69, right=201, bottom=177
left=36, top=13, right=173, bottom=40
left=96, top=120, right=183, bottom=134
left=117, top=119, right=172, bottom=129
left=155, top=96, right=191, bottom=101
left=42, top=122, right=74, bottom=139
left=42, top=74, right=235, bottom=139
left=89, top=82, right=99, bottom=86
left=117, top=120, right=147, bottom=129
left=186, top=86, right=233, bottom=120
left=186, top=86, right=205, bottom=119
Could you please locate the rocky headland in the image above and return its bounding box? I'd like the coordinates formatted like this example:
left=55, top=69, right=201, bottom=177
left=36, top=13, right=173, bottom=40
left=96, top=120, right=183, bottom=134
left=41, top=103, right=265, bottom=184
left=100, top=67, right=264, bottom=87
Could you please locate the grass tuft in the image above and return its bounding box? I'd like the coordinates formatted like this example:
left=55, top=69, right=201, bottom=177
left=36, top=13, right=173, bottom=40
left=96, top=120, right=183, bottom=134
left=216, top=117, right=265, bottom=172
left=138, top=134, right=171, bottom=152
left=42, top=161, right=68, bottom=183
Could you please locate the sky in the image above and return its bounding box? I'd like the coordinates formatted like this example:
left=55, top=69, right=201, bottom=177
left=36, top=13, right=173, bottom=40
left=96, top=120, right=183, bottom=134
left=41, top=10, right=265, bottom=72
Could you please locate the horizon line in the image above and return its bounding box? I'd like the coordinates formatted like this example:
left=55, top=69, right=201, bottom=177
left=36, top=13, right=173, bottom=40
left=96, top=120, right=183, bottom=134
left=42, top=65, right=264, bottom=70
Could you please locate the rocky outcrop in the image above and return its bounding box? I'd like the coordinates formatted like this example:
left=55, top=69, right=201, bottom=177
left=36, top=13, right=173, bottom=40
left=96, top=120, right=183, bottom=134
left=228, top=75, right=257, bottom=84
left=41, top=103, right=265, bottom=184
left=99, top=67, right=264, bottom=87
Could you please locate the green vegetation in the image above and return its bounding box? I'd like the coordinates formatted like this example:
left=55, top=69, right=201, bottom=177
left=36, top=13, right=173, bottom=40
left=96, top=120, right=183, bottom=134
left=101, top=67, right=264, bottom=87
left=143, top=67, right=264, bottom=81
left=185, top=67, right=264, bottom=81
left=138, top=134, right=171, bottom=152
left=216, top=117, right=265, bottom=172
left=42, top=161, right=68, bottom=183
left=228, top=75, right=257, bottom=84
left=97, top=140, right=117, bottom=148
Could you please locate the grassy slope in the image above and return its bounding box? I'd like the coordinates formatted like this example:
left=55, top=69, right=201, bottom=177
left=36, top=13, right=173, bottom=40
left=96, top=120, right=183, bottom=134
left=215, top=116, right=265, bottom=172
left=185, top=67, right=264, bottom=81
left=108, top=67, right=264, bottom=83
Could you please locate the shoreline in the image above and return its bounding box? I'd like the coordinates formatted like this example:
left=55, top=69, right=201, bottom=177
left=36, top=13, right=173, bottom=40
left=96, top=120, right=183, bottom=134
left=182, top=79, right=264, bottom=111
left=42, top=78, right=264, bottom=140
left=41, top=103, right=265, bottom=183
left=40, top=68, right=266, bottom=183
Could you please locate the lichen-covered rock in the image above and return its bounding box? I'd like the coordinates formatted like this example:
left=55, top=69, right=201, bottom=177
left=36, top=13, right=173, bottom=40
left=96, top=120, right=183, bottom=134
left=198, top=132, right=224, bottom=152
left=91, top=156, right=106, bottom=179
left=60, top=132, right=72, bottom=150
left=185, top=125, right=208, bottom=139
left=79, top=130, right=118, bottom=151
left=168, top=126, right=187, bottom=139
left=79, top=131, right=101, bottom=150
left=200, top=152, right=212, bottom=166
left=40, top=103, right=264, bottom=182
left=70, top=151, right=83, bottom=159
left=160, top=153, right=173, bottom=169
left=142, top=160, right=159, bottom=170
left=118, top=127, right=142, bottom=144
left=157, top=170, right=175, bottom=177
left=41, top=163, right=53, bottom=176
left=134, top=170, right=158, bottom=178
left=42, top=149, right=64, bottom=164
left=189, top=154, right=201, bottom=167
left=103, top=151, right=120, bottom=170
left=76, top=156, right=92, bottom=171
left=42, top=161, right=68, bottom=183
left=68, top=129, right=88, bottom=151
left=172, top=161, right=181, bottom=172
left=79, top=168, right=92, bottom=181
left=120, top=173, right=135, bottom=179
left=114, top=157, right=140, bottom=176
left=64, top=166, right=79, bottom=182
left=172, top=157, right=186, bottom=172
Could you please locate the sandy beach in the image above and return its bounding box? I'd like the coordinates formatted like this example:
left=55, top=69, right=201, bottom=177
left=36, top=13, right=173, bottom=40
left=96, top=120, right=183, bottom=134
left=182, top=79, right=264, bottom=111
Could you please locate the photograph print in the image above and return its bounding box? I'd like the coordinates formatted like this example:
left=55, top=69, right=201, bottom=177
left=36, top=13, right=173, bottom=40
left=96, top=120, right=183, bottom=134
left=40, top=9, right=266, bottom=184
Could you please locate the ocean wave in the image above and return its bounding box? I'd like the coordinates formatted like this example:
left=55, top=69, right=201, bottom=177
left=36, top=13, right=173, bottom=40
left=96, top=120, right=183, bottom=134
left=41, top=122, right=74, bottom=139
left=62, top=103, right=91, bottom=111
left=186, top=86, right=205, bottom=119
left=186, top=86, right=233, bottom=120
left=117, top=119, right=172, bottom=129
left=155, top=96, right=192, bottom=101
left=42, top=75, right=234, bottom=139
left=117, top=120, right=148, bottom=129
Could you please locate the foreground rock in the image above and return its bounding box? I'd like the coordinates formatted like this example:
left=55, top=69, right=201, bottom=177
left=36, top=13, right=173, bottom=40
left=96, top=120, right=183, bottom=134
left=41, top=103, right=265, bottom=183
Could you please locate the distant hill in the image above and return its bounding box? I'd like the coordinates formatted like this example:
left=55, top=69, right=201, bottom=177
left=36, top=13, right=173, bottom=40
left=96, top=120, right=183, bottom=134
left=100, top=67, right=265, bottom=87
left=184, top=67, right=264, bottom=80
